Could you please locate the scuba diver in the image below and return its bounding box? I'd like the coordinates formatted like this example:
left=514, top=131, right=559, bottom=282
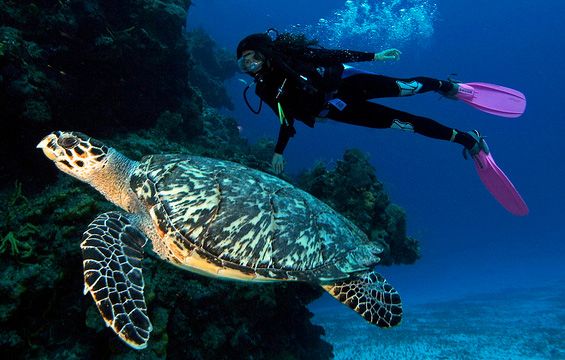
left=236, top=30, right=528, bottom=216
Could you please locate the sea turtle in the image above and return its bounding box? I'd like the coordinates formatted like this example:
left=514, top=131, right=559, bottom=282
left=37, top=131, right=402, bottom=349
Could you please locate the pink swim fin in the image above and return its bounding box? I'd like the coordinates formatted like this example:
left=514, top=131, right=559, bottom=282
left=456, top=82, right=526, bottom=118
left=472, top=150, right=529, bottom=216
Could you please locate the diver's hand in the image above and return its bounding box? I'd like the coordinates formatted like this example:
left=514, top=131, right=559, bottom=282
left=374, top=48, right=402, bottom=61
left=298, top=77, right=318, bottom=95
left=272, top=153, right=285, bottom=174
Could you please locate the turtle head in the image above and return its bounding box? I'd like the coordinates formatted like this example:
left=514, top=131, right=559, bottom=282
left=37, top=131, right=111, bottom=183
left=38, top=131, right=140, bottom=212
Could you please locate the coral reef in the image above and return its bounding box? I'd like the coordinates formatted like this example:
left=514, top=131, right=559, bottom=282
left=298, top=149, right=420, bottom=265
left=0, top=124, right=417, bottom=358
left=0, top=0, right=334, bottom=357
left=0, top=0, right=235, bottom=188
left=0, top=182, right=35, bottom=259
left=0, top=0, right=420, bottom=358
left=0, top=175, right=332, bottom=359
left=187, top=28, right=239, bottom=110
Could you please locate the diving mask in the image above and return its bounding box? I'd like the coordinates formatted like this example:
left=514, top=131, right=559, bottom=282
left=237, top=51, right=264, bottom=73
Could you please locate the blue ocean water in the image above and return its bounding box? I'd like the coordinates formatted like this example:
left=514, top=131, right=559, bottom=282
left=188, top=0, right=565, bottom=356
left=189, top=0, right=565, bottom=301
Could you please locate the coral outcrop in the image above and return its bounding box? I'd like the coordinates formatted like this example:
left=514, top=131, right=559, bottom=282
left=298, top=149, right=420, bottom=265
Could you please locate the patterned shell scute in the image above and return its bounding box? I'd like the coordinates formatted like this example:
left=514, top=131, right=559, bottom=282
left=134, top=155, right=380, bottom=278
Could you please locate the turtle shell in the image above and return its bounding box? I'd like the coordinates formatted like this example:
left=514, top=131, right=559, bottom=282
left=131, top=154, right=382, bottom=281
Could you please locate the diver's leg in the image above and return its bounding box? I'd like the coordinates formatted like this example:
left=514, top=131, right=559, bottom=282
left=326, top=101, right=476, bottom=149
left=337, top=73, right=454, bottom=100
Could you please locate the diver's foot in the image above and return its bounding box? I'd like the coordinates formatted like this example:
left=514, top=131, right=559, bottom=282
left=462, top=130, right=490, bottom=159
left=445, top=81, right=460, bottom=98
left=440, top=76, right=477, bottom=100
left=438, top=77, right=460, bottom=98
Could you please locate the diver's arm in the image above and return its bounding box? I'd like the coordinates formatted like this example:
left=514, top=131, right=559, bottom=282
left=272, top=123, right=296, bottom=174
left=299, top=48, right=376, bottom=64
left=298, top=47, right=401, bottom=64
left=274, top=123, right=296, bottom=154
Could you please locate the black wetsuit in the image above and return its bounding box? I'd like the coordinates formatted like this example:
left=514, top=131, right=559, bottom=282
left=251, top=47, right=475, bottom=154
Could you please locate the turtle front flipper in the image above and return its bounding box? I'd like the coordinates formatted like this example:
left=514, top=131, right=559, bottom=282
left=322, top=270, right=402, bottom=328
left=81, top=211, right=152, bottom=349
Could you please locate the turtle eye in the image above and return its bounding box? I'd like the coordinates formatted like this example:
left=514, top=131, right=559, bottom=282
left=58, top=135, right=79, bottom=149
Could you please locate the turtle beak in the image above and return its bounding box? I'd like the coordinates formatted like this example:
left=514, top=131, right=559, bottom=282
left=37, top=133, right=59, bottom=161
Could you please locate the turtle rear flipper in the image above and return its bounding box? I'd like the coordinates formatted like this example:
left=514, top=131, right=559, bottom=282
left=81, top=211, right=152, bottom=349
left=323, top=270, right=402, bottom=327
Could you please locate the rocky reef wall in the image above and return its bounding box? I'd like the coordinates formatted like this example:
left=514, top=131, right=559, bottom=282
left=0, top=0, right=237, bottom=188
